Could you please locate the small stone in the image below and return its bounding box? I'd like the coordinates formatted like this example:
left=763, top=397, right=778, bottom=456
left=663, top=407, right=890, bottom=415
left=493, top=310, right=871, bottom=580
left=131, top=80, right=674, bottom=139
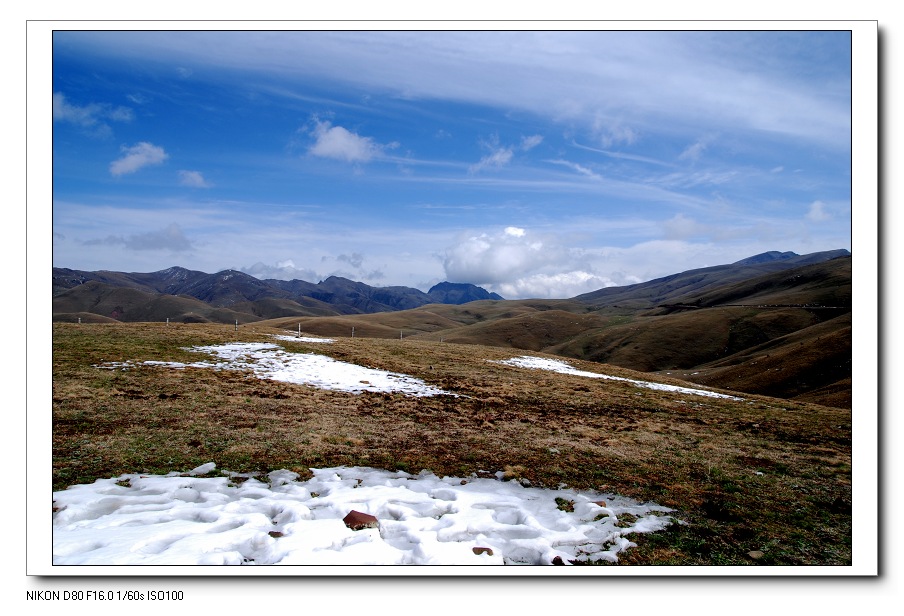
left=748, top=550, right=765, bottom=560
left=268, top=531, right=284, bottom=538
left=593, top=500, right=608, bottom=508
left=472, top=547, right=493, bottom=556
left=552, top=556, right=565, bottom=565
left=343, top=510, right=379, bottom=531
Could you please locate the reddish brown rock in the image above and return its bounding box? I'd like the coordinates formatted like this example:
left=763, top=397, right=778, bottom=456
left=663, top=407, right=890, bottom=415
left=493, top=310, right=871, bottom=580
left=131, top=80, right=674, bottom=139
left=552, top=556, right=565, bottom=565
left=472, top=547, right=494, bottom=556
left=593, top=500, right=608, bottom=507
left=343, top=510, right=379, bottom=531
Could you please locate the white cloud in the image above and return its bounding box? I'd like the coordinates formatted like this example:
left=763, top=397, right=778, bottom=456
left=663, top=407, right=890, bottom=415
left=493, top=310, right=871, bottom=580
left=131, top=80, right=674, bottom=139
left=469, top=134, right=543, bottom=174
left=807, top=200, right=831, bottom=222
left=53, top=92, right=100, bottom=126
left=109, top=142, right=168, bottom=176
left=494, top=271, right=617, bottom=300
left=661, top=213, right=711, bottom=240
left=53, top=92, right=132, bottom=134
left=520, top=134, right=544, bottom=151
left=241, top=260, right=320, bottom=282
left=592, top=118, right=638, bottom=148
left=678, top=139, right=709, bottom=163
left=442, top=227, right=550, bottom=285
left=178, top=170, right=211, bottom=188
left=469, top=146, right=514, bottom=174
left=548, top=159, right=601, bottom=180
left=504, top=226, right=526, bottom=238
left=308, top=119, right=390, bottom=163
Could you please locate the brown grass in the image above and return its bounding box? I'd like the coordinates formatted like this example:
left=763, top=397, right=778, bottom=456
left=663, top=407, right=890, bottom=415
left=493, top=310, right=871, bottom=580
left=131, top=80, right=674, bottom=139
left=51, top=322, right=852, bottom=565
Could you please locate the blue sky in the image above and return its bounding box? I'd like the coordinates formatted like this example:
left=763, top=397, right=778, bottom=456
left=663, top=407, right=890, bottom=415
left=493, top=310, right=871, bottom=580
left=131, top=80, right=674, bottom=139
left=51, top=30, right=853, bottom=299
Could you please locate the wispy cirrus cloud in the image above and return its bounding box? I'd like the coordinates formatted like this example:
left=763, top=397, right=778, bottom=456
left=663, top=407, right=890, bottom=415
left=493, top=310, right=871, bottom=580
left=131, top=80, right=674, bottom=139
left=678, top=136, right=716, bottom=164
left=109, top=142, right=168, bottom=176
left=591, top=117, right=638, bottom=148
left=547, top=159, right=602, bottom=180
left=520, top=134, right=543, bottom=151
left=469, top=134, right=543, bottom=174
left=178, top=170, right=212, bottom=188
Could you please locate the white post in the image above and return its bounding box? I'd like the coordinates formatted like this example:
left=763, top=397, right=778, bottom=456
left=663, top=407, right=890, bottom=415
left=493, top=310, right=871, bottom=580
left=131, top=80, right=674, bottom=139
left=298, top=323, right=301, bottom=338
left=77, top=317, right=81, bottom=324
left=400, top=330, right=403, bottom=340
left=235, top=320, right=238, bottom=332
left=166, top=317, right=169, bottom=325
left=352, top=327, right=355, bottom=338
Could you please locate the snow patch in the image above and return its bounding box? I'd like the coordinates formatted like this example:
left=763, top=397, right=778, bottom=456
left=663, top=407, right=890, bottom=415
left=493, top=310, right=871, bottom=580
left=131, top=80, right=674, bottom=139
left=493, top=356, right=742, bottom=400
left=53, top=465, right=677, bottom=566
left=95, top=342, right=454, bottom=397
left=272, top=334, right=335, bottom=343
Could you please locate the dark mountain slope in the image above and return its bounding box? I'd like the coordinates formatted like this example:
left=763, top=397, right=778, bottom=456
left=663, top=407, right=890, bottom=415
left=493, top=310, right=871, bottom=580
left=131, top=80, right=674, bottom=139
left=732, top=251, right=799, bottom=265
left=573, top=249, right=849, bottom=309
left=229, top=296, right=343, bottom=319
left=52, top=267, right=504, bottom=316
left=666, top=313, right=852, bottom=408
left=675, top=256, right=851, bottom=309
left=311, top=276, right=434, bottom=313
left=52, top=281, right=263, bottom=324
left=427, top=282, right=504, bottom=304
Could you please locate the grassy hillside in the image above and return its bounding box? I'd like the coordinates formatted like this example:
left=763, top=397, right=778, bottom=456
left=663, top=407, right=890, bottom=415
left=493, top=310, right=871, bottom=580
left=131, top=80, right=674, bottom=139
left=52, top=257, right=852, bottom=408
left=52, top=322, right=852, bottom=566
left=257, top=259, right=851, bottom=408
left=669, top=313, right=852, bottom=408
left=52, top=281, right=340, bottom=324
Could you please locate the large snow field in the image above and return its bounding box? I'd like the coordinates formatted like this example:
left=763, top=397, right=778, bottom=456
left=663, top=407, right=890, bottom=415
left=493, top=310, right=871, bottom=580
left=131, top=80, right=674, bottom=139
left=52, top=463, right=676, bottom=566
left=494, top=356, right=743, bottom=400
left=96, top=341, right=455, bottom=397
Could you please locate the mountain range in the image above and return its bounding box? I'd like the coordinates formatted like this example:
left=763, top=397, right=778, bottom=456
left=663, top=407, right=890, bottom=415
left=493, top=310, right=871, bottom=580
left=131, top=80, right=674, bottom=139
left=52, top=248, right=852, bottom=408
left=52, top=267, right=504, bottom=321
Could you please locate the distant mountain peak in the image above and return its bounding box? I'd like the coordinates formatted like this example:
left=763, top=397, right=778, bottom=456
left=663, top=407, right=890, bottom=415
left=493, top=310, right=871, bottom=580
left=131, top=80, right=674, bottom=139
left=732, top=251, right=799, bottom=265
left=427, top=282, right=504, bottom=304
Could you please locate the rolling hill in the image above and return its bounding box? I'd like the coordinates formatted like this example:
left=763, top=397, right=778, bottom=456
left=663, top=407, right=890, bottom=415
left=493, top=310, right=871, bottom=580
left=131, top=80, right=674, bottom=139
left=257, top=253, right=852, bottom=407
left=52, top=249, right=852, bottom=407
